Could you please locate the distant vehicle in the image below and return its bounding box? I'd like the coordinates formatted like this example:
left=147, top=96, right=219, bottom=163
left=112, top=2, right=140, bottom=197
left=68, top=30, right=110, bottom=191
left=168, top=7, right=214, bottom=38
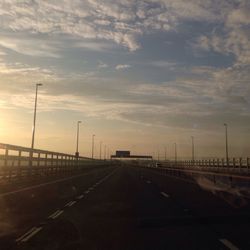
left=155, top=162, right=162, bottom=168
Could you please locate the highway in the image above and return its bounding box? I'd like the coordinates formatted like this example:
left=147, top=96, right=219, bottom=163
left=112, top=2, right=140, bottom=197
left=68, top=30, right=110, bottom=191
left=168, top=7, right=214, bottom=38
left=1, top=164, right=250, bottom=250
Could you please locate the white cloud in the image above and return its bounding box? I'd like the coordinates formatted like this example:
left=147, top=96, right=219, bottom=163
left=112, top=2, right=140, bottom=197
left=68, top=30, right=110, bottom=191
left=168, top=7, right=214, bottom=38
left=193, top=1, right=250, bottom=64
left=98, top=61, right=108, bottom=68
left=149, top=60, right=177, bottom=68
left=0, top=37, right=60, bottom=58
left=115, top=64, right=131, bottom=70
left=0, top=0, right=178, bottom=52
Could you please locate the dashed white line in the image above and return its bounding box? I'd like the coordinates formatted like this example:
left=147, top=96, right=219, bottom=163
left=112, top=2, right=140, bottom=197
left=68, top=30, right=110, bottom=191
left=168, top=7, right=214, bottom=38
left=0, top=171, right=104, bottom=198
left=52, top=210, right=64, bottom=219
left=89, top=187, right=94, bottom=191
left=219, top=239, right=239, bottom=250
left=65, top=201, right=73, bottom=207
left=85, top=190, right=90, bottom=194
left=48, top=210, right=61, bottom=219
left=16, top=227, right=37, bottom=242
left=18, top=227, right=43, bottom=242
left=68, top=201, right=76, bottom=207
left=77, top=195, right=84, bottom=200
left=161, top=192, right=170, bottom=198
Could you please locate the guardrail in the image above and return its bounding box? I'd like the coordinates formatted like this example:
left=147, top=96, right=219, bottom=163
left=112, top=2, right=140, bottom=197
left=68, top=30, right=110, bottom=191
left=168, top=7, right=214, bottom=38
left=148, top=158, right=250, bottom=175
left=0, top=143, right=106, bottom=181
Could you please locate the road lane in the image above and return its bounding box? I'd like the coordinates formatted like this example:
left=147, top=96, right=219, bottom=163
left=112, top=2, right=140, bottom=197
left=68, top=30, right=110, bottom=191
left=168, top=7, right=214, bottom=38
left=11, top=166, right=246, bottom=250
left=0, top=166, right=116, bottom=250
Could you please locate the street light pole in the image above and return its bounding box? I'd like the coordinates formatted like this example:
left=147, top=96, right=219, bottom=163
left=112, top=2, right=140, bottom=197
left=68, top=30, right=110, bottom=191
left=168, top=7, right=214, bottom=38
left=31, top=83, right=42, bottom=150
left=224, top=123, right=229, bottom=166
left=100, top=141, right=102, bottom=160
left=174, top=143, right=177, bottom=165
left=191, top=136, right=194, bottom=164
left=92, top=134, right=95, bottom=159
left=75, top=121, right=82, bottom=157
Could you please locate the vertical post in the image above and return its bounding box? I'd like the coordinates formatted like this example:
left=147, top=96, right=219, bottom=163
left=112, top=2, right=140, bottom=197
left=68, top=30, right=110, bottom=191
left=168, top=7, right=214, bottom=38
left=76, top=121, right=82, bottom=157
left=164, top=146, right=167, bottom=161
left=104, top=145, right=106, bottom=160
left=224, top=123, right=229, bottom=167
left=174, top=143, right=177, bottom=166
left=100, top=141, right=102, bottom=160
left=191, top=136, right=194, bottom=164
left=18, top=150, right=22, bottom=178
left=31, top=83, right=43, bottom=150
left=92, top=134, right=95, bottom=159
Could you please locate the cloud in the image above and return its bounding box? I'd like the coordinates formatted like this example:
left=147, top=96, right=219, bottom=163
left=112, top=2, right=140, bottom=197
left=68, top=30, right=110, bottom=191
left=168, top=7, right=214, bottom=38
left=0, top=0, right=178, bottom=52
left=0, top=37, right=60, bottom=58
left=193, top=1, right=250, bottom=64
left=148, top=60, right=177, bottom=69
left=98, top=61, right=108, bottom=68
left=115, top=64, right=131, bottom=70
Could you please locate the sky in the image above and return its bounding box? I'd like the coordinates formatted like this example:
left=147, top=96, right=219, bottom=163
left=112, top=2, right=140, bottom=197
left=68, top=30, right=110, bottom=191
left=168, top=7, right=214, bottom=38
left=0, top=0, right=250, bottom=159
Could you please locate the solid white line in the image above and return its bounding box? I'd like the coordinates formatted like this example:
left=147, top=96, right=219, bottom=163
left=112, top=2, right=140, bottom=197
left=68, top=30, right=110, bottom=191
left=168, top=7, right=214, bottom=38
left=51, top=210, right=64, bottom=219
left=16, top=227, right=37, bottom=242
left=219, top=239, right=239, bottom=250
left=68, top=201, right=76, bottom=207
left=48, top=210, right=61, bottom=219
left=21, top=227, right=43, bottom=242
left=161, top=192, right=169, bottom=198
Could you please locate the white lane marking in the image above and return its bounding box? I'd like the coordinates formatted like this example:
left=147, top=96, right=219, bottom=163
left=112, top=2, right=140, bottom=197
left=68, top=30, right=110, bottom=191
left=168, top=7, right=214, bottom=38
left=65, top=201, right=73, bottom=207
left=16, top=227, right=37, bottom=242
left=51, top=210, right=64, bottom=219
left=77, top=195, right=84, bottom=200
left=48, top=210, right=61, bottom=219
left=146, top=180, right=151, bottom=184
left=68, top=201, right=76, bottom=207
left=0, top=169, right=112, bottom=198
left=85, top=190, right=90, bottom=194
left=161, top=192, right=170, bottom=198
left=219, top=239, right=239, bottom=250
left=21, top=227, right=43, bottom=242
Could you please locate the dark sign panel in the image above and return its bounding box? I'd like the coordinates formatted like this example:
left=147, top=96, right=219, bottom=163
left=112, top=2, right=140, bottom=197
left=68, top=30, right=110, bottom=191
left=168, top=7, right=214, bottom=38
left=116, top=151, right=130, bottom=157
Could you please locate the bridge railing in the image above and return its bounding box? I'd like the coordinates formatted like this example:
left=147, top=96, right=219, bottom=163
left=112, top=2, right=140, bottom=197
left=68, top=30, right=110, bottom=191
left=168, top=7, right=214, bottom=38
left=0, top=143, right=105, bottom=181
left=152, top=158, right=250, bottom=174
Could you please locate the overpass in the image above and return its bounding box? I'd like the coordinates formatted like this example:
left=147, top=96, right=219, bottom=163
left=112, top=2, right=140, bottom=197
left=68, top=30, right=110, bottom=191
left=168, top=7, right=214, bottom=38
left=0, top=143, right=250, bottom=250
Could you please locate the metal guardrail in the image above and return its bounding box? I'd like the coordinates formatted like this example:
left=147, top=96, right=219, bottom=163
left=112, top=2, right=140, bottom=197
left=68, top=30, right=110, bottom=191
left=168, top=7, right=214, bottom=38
left=147, top=158, right=250, bottom=175
left=0, top=143, right=106, bottom=181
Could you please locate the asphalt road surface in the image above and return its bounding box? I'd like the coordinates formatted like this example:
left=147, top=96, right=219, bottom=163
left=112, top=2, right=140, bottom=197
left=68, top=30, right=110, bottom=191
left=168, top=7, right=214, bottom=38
left=1, top=165, right=250, bottom=250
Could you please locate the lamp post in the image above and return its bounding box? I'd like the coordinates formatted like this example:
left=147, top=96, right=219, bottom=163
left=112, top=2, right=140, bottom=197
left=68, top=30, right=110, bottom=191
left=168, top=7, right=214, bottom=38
left=75, top=121, right=82, bottom=157
left=191, top=136, right=194, bottom=164
left=174, top=143, right=177, bottom=165
left=224, top=123, right=229, bottom=166
left=31, top=83, right=43, bottom=150
left=92, top=134, right=95, bottom=159
left=100, top=141, right=102, bottom=160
